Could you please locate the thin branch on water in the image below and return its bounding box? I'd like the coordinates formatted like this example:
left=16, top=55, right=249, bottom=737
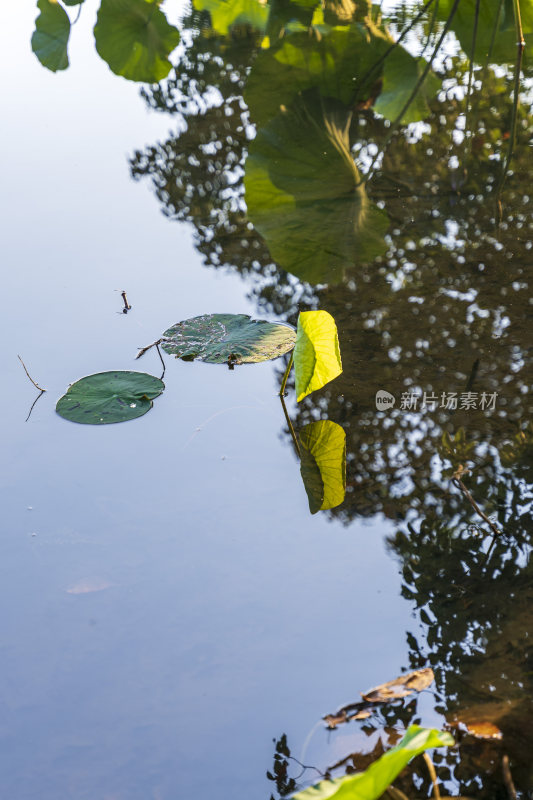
left=452, top=475, right=502, bottom=537
left=71, top=3, right=82, bottom=24
left=155, top=343, right=166, bottom=380
left=25, top=391, right=45, bottom=423
left=121, top=290, right=132, bottom=313
left=18, top=355, right=46, bottom=393
left=481, top=532, right=499, bottom=568
left=136, top=339, right=163, bottom=359
left=285, top=754, right=324, bottom=781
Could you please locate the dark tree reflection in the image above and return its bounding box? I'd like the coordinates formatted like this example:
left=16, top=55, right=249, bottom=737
left=130, top=3, right=533, bottom=795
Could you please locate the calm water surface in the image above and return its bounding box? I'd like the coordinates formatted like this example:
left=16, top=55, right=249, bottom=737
left=2, top=6, right=412, bottom=800
left=2, top=2, right=533, bottom=799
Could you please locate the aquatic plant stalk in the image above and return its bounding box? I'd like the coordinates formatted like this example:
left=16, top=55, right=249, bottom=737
left=464, top=0, right=481, bottom=135
left=357, top=0, right=437, bottom=96
left=496, top=0, right=525, bottom=206
left=279, top=350, right=293, bottom=398
left=364, top=0, right=461, bottom=184
left=279, top=393, right=300, bottom=459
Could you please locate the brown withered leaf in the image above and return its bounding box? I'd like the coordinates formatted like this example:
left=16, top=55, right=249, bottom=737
left=361, top=668, right=434, bottom=703
left=323, top=709, right=371, bottom=728
left=324, top=668, right=434, bottom=729
left=463, top=721, right=503, bottom=740
left=446, top=701, right=508, bottom=742
left=449, top=718, right=503, bottom=740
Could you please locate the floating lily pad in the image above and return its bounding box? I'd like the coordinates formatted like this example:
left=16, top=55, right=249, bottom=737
left=294, top=310, right=342, bottom=402
left=160, top=313, right=296, bottom=364
left=56, top=371, right=164, bottom=425
left=31, top=0, right=71, bottom=72
left=94, top=0, right=180, bottom=83
left=299, top=420, right=346, bottom=513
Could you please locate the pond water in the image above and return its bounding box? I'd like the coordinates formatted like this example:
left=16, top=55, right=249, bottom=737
left=3, top=2, right=533, bottom=799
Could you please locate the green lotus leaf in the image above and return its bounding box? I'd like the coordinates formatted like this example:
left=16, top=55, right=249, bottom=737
left=56, top=371, right=164, bottom=424
left=62, top=0, right=84, bottom=6
left=31, top=0, right=70, bottom=72
left=293, top=726, right=454, bottom=800
left=94, top=0, right=180, bottom=83
left=160, top=313, right=296, bottom=364
left=193, top=0, right=268, bottom=34
left=294, top=310, right=342, bottom=401
left=299, top=420, right=346, bottom=513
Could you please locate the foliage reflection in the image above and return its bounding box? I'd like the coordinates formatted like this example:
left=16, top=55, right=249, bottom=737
left=130, top=0, right=533, bottom=795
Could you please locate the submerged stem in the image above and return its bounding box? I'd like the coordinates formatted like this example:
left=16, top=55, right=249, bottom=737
left=497, top=0, right=525, bottom=199
left=280, top=394, right=301, bottom=459
left=463, top=0, right=481, bottom=147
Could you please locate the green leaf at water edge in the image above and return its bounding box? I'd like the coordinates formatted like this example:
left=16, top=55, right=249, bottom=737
left=94, top=0, right=181, bottom=83
left=294, top=311, right=342, bottom=402
left=56, top=371, right=164, bottom=424
left=160, top=313, right=296, bottom=364
left=31, top=0, right=70, bottom=72
left=292, top=725, right=454, bottom=800
left=299, top=420, right=346, bottom=513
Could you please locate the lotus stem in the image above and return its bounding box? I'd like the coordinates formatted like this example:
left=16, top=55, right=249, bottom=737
left=279, top=350, right=294, bottom=398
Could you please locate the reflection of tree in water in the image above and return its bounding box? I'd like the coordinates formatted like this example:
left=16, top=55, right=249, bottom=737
left=131, top=8, right=533, bottom=796
left=132, top=13, right=315, bottom=314
left=132, top=27, right=532, bottom=518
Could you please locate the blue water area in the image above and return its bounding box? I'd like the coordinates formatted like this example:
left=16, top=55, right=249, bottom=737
left=1, top=6, right=415, bottom=799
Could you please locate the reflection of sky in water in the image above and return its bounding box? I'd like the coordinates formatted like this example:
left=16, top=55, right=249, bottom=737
left=0, top=7, right=414, bottom=799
